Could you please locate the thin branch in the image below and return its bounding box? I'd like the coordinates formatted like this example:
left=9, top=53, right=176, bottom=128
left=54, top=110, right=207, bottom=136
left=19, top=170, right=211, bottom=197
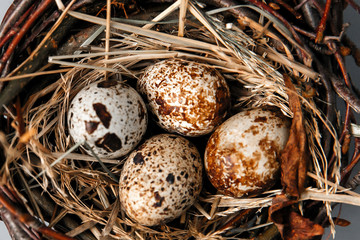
left=315, top=0, right=331, bottom=43
left=346, top=0, right=360, bottom=14
left=0, top=0, right=53, bottom=74
left=274, top=0, right=302, bottom=19
left=0, top=4, right=34, bottom=49
left=0, top=0, right=35, bottom=40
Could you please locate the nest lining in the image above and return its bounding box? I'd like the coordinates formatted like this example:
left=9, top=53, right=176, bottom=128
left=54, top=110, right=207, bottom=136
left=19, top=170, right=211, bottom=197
left=0, top=1, right=351, bottom=239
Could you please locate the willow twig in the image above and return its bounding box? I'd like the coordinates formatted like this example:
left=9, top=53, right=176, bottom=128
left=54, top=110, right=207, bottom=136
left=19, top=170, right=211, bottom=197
left=0, top=4, right=34, bottom=49
left=0, top=0, right=101, bottom=112
left=0, top=0, right=35, bottom=40
left=345, top=165, right=360, bottom=190
left=0, top=0, right=54, bottom=74
left=246, top=0, right=308, bottom=59
left=346, top=0, right=360, bottom=14
left=315, top=0, right=331, bottom=43
left=0, top=185, right=74, bottom=240
left=0, top=207, right=34, bottom=240
left=275, top=0, right=302, bottom=19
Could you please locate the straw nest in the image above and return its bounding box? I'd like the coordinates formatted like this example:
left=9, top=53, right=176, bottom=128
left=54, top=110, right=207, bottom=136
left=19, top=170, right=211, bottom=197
left=0, top=0, right=359, bottom=239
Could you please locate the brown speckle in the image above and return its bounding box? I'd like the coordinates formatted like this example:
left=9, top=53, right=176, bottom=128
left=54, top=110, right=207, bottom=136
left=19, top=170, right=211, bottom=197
left=93, top=103, right=112, bottom=128
left=254, top=116, right=267, bottom=123
left=97, top=80, right=118, bottom=88
left=138, top=100, right=146, bottom=120
left=166, top=173, right=175, bottom=184
left=95, top=133, right=122, bottom=152
left=153, top=192, right=165, bottom=208
left=133, top=152, right=144, bottom=165
left=155, top=97, right=178, bottom=115
left=85, top=121, right=100, bottom=134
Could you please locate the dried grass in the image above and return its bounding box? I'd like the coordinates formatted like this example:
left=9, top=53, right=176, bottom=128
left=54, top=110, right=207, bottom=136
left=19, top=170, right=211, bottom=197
left=0, top=0, right=351, bottom=239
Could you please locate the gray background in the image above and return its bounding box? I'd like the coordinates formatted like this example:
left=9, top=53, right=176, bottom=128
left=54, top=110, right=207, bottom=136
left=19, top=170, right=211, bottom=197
left=0, top=0, right=359, bottom=239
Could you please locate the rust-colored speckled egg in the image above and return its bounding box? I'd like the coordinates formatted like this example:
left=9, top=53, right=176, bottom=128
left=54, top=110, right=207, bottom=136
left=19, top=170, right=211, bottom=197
left=204, top=108, right=290, bottom=197
left=68, top=81, right=147, bottom=159
left=119, top=134, right=203, bottom=226
left=137, top=59, right=230, bottom=137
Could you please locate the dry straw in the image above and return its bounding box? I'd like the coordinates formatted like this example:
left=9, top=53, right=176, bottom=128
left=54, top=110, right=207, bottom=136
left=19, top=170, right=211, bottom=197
left=0, top=0, right=355, bottom=239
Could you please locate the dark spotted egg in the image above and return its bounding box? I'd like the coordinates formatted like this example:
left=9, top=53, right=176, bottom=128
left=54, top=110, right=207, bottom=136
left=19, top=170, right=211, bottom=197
left=67, top=81, right=147, bottom=159
left=205, top=108, right=290, bottom=197
left=119, top=134, right=203, bottom=226
left=137, top=59, right=230, bottom=137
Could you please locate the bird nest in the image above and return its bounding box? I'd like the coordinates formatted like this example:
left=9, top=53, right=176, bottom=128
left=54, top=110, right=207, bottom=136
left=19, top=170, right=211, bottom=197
left=0, top=0, right=360, bottom=239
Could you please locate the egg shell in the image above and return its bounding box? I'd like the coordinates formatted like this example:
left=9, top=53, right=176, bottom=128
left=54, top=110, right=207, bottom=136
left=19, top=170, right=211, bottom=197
left=204, top=108, right=290, bottom=197
left=119, top=134, right=203, bottom=226
left=137, top=59, right=230, bottom=137
left=68, top=81, right=147, bottom=158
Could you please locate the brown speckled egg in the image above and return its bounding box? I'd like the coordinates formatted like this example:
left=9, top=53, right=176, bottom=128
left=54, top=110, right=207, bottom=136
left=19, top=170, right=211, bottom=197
left=205, top=108, right=290, bottom=197
left=68, top=81, right=147, bottom=159
left=137, top=59, right=230, bottom=137
left=119, top=134, right=203, bottom=226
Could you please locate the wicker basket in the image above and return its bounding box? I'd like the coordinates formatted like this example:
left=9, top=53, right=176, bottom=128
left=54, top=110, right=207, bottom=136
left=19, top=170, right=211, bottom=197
left=0, top=0, right=360, bottom=239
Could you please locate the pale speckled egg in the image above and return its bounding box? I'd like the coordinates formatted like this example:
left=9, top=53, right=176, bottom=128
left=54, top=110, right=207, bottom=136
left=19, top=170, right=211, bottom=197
left=68, top=81, right=147, bottom=158
left=119, top=134, right=203, bottom=226
left=204, top=108, right=290, bottom=197
left=137, top=59, right=230, bottom=137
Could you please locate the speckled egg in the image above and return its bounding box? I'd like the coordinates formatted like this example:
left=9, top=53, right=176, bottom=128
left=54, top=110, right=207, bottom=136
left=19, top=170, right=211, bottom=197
left=204, top=108, right=290, bottom=197
left=119, top=134, right=203, bottom=226
left=137, top=59, right=230, bottom=137
left=68, top=80, right=147, bottom=158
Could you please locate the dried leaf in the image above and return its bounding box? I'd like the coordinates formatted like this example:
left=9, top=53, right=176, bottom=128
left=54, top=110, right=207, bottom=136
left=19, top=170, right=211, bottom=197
left=268, top=75, right=321, bottom=240
left=333, top=217, right=351, bottom=227
left=281, top=74, right=308, bottom=198
left=269, top=194, right=324, bottom=240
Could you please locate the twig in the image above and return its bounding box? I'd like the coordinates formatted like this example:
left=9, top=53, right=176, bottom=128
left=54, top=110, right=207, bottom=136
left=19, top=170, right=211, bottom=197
left=345, top=168, right=360, bottom=190
left=0, top=0, right=35, bottom=40
left=0, top=0, right=98, bottom=112
left=178, top=0, right=189, bottom=37
left=0, top=4, right=34, bottom=49
left=346, top=0, right=360, bottom=14
left=19, top=10, right=61, bottom=54
left=245, top=0, right=308, bottom=60
left=0, top=0, right=54, bottom=74
left=341, top=153, right=360, bottom=181
left=0, top=185, right=74, bottom=240
left=0, top=207, right=34, bottom=240
left=274, top=0, right=302, bottom=19
left=21, top=0, right=96, bottom=54
left=342, top=35, right=360, bottom=67
left=315, top=0, right=331, bottom=43
left=299, top=1, right=319, bottom=30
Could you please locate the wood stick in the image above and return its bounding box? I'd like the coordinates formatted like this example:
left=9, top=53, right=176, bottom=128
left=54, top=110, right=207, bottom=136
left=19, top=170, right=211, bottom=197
left=315, top=0, right=331, bottom=43
left=104, top=0, right=111, bottom=80
left=0, top=0, right=35, bottom=40
left=0, top=0, right=53, bottom=74
left=178, top=0, right=189, bottom=37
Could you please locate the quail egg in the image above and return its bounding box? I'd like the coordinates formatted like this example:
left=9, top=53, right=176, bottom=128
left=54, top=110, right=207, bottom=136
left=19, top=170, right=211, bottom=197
left=68, top=80, right=147, bottom=158
left=138, top=59, right=230, bottom=137
left=205, top=108, right=290, bottom=197
left=119, top=134, right=203, bottom=226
